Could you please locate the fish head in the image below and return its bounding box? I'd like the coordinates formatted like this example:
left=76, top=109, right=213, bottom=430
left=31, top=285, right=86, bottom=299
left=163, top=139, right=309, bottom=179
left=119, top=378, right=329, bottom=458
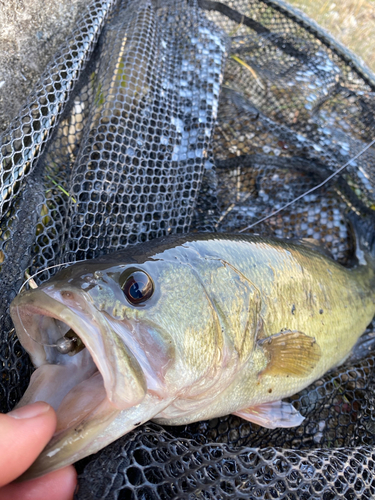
left=9, top=245, right=221, bottom=478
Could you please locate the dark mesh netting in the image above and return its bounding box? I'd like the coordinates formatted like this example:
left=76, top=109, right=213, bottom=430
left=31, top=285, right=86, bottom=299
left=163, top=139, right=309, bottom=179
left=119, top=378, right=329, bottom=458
left=1, top=0, right=375, bottom=498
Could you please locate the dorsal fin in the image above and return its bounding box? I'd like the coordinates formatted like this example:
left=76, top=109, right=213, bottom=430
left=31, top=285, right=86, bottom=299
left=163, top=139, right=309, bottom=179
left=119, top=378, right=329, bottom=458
left=347, top=210, right=375, bottom=266
left=291, top=238, right=333, bottom=259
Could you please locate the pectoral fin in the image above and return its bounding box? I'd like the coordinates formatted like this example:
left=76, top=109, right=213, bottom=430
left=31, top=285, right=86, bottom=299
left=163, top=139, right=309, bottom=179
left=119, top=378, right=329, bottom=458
left=258, top=330, right=321, bottom=377
left=233, top=400, right=304, bottom=429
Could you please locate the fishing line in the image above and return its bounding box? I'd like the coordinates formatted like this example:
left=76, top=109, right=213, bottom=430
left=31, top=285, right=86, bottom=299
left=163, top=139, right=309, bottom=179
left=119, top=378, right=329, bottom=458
left=18, top=260, right=87, bottom=295
left=14, top=138, right=375, bottom=348
left=238, top=138, right=375, bottom=233
left=16, top=260, right=87, bottom=349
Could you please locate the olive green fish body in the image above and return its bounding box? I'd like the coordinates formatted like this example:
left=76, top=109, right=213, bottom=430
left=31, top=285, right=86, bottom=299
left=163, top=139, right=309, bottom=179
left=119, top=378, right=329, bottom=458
left=10, top=234, right=375, bottom=478
left=144, top=235, right=375, bottom=424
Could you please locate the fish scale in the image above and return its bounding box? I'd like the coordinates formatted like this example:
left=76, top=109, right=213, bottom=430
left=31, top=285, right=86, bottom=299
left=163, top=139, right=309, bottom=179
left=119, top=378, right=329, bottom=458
left=10, top=232, right=375, bottom=478
left=2, top=0, right=375, bottom=498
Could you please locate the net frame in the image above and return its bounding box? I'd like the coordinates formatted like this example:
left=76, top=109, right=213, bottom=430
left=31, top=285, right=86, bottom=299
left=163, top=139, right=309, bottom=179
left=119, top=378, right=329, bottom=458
left=0, top=1, right=375, bottom=499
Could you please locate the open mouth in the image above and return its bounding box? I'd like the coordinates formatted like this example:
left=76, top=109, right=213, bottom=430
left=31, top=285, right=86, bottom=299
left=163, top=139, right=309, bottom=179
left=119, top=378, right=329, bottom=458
left=9, top=287, right=150, bottom=479
left=9, top=286, right=172, bottom=480
left=10, top=289, right=116, bottom=435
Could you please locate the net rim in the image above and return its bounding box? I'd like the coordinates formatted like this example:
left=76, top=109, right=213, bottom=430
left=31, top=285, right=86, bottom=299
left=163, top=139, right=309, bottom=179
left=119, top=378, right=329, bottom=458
left=263, top=0, right=375, bottom=90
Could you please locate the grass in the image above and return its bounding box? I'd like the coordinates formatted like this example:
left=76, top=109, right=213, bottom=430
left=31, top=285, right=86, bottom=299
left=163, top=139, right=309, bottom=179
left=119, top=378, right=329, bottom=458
left=45, top=175, right=76, bottom=203
left=286, top=0, right=375, bottom=72
left=230, top=55, right=265, bottom=89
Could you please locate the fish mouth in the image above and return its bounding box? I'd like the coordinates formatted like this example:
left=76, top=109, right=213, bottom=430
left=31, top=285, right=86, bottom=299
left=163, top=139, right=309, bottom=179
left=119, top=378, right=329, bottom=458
left=9, top=287, right=147, bottom=480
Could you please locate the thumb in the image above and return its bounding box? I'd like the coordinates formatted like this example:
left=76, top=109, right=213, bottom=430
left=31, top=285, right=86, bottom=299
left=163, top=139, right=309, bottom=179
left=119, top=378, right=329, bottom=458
left=0, top=402, right=56, bottom=486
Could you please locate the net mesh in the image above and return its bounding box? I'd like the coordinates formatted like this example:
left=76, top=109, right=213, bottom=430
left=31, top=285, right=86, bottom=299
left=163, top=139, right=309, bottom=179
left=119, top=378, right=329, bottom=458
left=1, top=0, right=375, bottom=498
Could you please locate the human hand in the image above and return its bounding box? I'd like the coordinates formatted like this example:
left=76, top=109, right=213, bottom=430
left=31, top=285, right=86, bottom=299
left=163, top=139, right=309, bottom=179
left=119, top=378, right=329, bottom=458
left=0, top=402, right=77, bottom=500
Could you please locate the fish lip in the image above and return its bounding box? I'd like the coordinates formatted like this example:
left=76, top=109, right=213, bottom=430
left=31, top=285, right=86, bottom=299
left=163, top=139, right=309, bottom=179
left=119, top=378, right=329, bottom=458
left=10, top=289, right=121, bottom=481
left=10, top=288, right=105, bottom=404
left=10, top=287, right=149, bottom=479
left=11, top=286, right=147, bottom=409
left=10, top=287, right=107, bottom=372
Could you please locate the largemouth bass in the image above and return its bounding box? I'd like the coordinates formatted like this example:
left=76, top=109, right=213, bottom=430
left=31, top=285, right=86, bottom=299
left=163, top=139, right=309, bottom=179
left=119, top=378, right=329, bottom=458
left=9, top=233, right=375, bottom=479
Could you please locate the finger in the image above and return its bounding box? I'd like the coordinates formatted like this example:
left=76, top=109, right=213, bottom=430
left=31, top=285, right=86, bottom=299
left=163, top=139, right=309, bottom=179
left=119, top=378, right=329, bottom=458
left=0, top=402, right=56, bottom=486
left=0, top=465, right=77, bottom=500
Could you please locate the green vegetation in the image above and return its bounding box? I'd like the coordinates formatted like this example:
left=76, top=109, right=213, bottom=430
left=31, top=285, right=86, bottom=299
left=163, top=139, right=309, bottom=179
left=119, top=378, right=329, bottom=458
left=287, top=0, right=375, bottom=72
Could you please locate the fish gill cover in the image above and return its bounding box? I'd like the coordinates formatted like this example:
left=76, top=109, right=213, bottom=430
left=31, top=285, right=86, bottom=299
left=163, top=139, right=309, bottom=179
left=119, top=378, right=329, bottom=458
left=1, top=0, right=375, bottom=498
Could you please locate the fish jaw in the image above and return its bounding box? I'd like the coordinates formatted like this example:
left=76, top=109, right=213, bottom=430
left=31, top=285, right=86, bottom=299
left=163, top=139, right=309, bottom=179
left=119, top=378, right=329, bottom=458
left=9, top=287, right=162, bottom=479
left=20, top=394, right=172, bottom=481
left=10, top=288, right=147, bottom=410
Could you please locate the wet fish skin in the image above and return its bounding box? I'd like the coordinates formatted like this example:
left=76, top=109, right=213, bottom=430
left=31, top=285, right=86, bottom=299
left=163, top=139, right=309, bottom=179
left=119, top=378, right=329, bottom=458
left=148, top=234, right=375, bottom=424
left=9, top=234, right=375, bottom=478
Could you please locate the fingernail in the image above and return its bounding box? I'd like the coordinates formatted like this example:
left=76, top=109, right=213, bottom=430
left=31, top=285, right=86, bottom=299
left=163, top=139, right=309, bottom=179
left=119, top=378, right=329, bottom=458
left=8, top=402, right=51, bottom=419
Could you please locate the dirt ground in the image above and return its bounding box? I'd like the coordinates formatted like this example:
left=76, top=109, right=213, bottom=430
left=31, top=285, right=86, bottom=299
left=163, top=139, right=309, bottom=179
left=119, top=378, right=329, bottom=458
left=0, top=0, right=91, bottom=133
left=0, top=0, right=374, bottom=133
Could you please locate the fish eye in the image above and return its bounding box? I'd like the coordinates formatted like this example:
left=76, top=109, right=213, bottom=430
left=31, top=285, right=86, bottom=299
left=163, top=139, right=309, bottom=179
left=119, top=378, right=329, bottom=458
left=119, top=268, right=154, bottom=305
